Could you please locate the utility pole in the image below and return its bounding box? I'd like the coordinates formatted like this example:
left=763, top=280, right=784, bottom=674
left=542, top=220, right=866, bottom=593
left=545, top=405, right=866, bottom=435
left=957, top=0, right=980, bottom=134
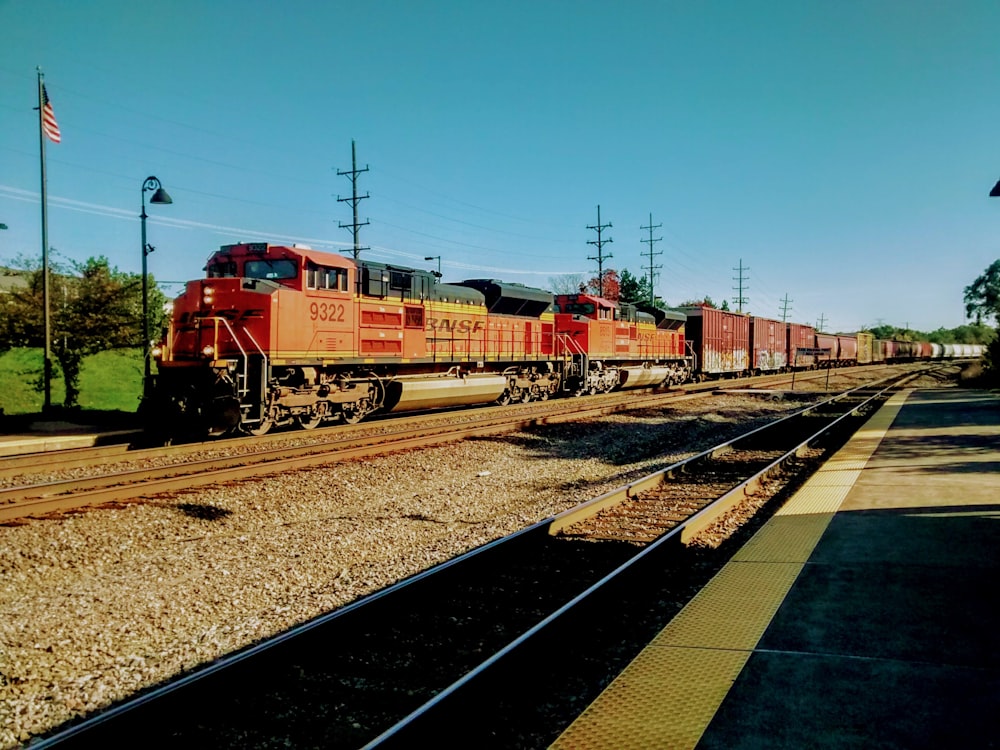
left=732, top=258, right=749, bottom=313
left=336, top=139, right=370, bottom=259
left=817, top=313, right=827, bottom=332
left=587, top=205, right=613, bottom=298
left=779, top=293, right=793, bottom=322
left=640, top=213, right=662, bottom=306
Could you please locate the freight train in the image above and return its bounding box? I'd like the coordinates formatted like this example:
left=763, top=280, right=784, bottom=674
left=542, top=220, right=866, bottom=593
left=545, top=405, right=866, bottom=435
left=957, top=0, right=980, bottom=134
left=146, top=241, right=981, bottom=439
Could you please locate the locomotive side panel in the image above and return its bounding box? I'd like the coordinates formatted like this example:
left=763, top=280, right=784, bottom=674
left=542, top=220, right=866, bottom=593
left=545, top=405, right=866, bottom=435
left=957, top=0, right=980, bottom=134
left=424, top=299, right=488, bottom=362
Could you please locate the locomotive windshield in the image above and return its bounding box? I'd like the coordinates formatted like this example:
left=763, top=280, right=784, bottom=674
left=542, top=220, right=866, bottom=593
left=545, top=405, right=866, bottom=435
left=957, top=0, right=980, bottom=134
left=207, top=259, right=237, bottom=278
left=562, top=302, right=596, bottom=316
left=245, top=259, right=298, bottom=281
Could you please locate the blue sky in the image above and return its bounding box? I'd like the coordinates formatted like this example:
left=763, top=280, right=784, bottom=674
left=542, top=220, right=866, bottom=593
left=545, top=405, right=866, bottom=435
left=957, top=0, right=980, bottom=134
left=2, top=1, right=998, bottom=333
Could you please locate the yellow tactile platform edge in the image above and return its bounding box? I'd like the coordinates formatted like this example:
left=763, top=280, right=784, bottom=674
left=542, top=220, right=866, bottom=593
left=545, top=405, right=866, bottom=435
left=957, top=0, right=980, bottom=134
left=549, top=391, right=911, bottom=750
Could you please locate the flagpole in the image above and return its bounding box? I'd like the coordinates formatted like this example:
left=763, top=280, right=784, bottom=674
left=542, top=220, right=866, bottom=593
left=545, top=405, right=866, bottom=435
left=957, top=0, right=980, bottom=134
left=37, top=68, right=53, bottom=412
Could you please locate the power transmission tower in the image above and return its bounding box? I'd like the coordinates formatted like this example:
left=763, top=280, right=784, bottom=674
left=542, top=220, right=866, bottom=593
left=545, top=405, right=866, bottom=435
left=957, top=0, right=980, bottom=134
left=779, top=293, right=793, bottom=322
left=817, top=313, right=827, bottom=332
left=336, top=139, right=370, bottom=259
left=640, top=213, right=662, bottom=306
left=587, top=205, right=613, bottom=298
left=732, top=258, right=749, bottom=312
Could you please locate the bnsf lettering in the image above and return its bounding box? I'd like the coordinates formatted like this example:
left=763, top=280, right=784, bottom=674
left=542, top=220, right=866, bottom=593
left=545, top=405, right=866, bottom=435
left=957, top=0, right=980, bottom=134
left=309, top=302, right=346, bottom=322
left=426, top=318, right=486, bottom=334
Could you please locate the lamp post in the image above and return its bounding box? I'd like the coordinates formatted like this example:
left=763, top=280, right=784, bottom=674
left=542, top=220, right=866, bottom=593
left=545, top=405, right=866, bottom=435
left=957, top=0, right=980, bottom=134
left=990, top=178, right=1000, bottom=197
left=140, top=176, right=172, bottom=400
left=424, top=255, right=442, bottom=279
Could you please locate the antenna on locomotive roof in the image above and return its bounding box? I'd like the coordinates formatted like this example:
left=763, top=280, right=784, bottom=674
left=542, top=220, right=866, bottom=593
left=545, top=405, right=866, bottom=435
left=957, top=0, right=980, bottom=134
left=336, top=139, right=370, bottom=259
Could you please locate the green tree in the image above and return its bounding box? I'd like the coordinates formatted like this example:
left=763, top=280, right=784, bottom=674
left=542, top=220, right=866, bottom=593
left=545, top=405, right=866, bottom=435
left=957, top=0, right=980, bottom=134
left=618, top=268, right=653, bottom=304
left=679, top=297, right=717, bottom=308
left=0, top=255, right=165, bottom=408
left=964, top=260, right=1000, bottom=325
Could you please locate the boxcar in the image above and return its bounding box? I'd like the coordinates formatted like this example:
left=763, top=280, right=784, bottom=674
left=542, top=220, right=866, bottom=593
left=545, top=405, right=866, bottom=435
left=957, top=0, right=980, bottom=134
left=815, top=333, right=838, bottom=367
left=749, top=316, right=788, bottom=373
left=836, top=334, right=858, bottom=365
left=884, top=340, right=899, bottom=361
left=872, top=338, right=886, bottom=363
left=787, top=323, right=817, bottom=368
left=856, top=332, right=874, bottom=364
left=681, top=306, right=750, bottom=377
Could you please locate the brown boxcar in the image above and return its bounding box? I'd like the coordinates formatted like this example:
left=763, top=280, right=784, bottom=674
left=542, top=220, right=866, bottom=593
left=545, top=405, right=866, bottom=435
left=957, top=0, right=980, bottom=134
left=836, top=334, right=858, bottom=365
left=749, top=316, right=788, bottom=372
left=787, top=323, right=817, bottom=368
left=680, top=306, right=750, bottom=377
left=815, top=333, right=838, bottom=366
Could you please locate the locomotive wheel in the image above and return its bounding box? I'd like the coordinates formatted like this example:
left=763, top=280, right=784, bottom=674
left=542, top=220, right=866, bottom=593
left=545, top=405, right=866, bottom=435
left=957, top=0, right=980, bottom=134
left=537, top=387, right=550, bottom=401
left=295, top=412, right=323, bottom=430
left=247, top=419, right=273, bottom=436
left=341, top=405, right=365, bottom=424
left=496, top=389, right=512, bottom=406
left=519, top=388, right=532, bottom=403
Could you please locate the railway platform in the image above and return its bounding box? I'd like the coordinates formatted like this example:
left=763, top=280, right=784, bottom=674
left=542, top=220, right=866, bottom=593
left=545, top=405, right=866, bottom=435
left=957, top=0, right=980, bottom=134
left=551, top=388, right=1000, bottom=750
left=0, top=421, right=138, bottom=457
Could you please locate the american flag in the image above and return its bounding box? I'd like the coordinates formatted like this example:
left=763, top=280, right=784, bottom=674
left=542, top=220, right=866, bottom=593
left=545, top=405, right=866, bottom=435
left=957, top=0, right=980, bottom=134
left=41, top=85, right=61, bottom=144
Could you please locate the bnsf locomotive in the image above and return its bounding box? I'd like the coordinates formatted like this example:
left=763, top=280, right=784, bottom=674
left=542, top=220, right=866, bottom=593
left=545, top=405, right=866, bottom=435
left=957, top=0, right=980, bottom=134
left=148, top=242, right=693, bottom=438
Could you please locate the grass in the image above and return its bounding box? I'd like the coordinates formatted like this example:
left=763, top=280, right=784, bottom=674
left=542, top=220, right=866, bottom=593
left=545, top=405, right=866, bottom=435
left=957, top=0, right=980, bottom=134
left=0, top=347, right=144, bottom=428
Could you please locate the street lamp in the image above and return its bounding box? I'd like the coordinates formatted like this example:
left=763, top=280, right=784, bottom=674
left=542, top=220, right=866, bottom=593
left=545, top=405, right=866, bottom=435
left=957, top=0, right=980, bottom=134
left=424, top=255, right=442, bottom=279
left=991, top=178, right=1000, bottom=197
left=141, top=176, right=172, bottom=400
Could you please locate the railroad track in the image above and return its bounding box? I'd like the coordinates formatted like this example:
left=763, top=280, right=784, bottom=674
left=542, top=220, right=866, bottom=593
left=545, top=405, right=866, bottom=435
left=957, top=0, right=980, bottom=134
left=0, top=387, right=705, bottom=522
left=0, top=365, right=908, bottom=523
left=28, top=373, right=911, bottom=748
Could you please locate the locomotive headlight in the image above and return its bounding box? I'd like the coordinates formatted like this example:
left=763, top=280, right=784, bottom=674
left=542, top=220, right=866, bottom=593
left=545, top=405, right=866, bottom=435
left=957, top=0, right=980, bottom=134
left=151, top=346, right=163, bottom=359
left=201, top=345, right=215, bottom=358
left=202, top=286, right=215, bottom=305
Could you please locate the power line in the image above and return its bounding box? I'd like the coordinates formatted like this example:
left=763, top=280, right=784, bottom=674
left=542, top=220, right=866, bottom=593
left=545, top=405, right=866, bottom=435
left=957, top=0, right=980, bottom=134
left=586, top=205, right=613, bottom=298
left=779, top=293, right=793, bottom=322
left=640, top=213, right=662, bottom=306
left=336, top=140, right=370, bottom=260
left=732, top=258, right=749, bottom=313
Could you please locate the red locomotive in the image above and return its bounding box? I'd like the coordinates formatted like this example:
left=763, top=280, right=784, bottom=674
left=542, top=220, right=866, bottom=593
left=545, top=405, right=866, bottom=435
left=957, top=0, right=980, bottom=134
left=149, top=242, right=694, bottom=438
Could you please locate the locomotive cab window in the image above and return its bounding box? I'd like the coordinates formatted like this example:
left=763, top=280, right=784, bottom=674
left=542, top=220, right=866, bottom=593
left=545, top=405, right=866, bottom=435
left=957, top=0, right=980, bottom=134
left=245, top=259, right=298, bottom=281
left=563, top=302, right=596, bottom=316
left=306, top=263, right=349, bottom=292
left=207, top=260, right=238, bottom=278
